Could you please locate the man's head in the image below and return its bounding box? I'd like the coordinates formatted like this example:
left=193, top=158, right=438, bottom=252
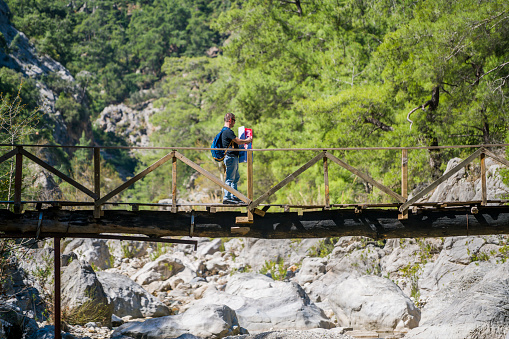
left=224, top=113, right=236, bottom=127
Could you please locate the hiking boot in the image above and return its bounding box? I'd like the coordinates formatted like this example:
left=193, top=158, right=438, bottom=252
left=223, top=199, right=239, bottom=205
left=230, top=197, right=243, bottom=204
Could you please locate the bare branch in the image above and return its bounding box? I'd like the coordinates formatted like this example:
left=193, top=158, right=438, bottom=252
left=471, top=61, right=509, bottom=86
left=406, top=106, right=422, bottom=130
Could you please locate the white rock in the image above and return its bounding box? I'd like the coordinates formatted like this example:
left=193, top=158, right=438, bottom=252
left=97, top=271, right=170, bottom=318
left=111, top=304, right=245, bottom=339
left=328, top=275, right=420, bottom=331
left=191, top=273, right=334, bottom=332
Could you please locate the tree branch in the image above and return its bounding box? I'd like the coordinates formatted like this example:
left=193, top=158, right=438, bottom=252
left=364, top=116, right=394, bottom=132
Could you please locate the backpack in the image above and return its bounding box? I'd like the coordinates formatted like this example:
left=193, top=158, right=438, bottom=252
left=211, top=127, right=232, bottom=162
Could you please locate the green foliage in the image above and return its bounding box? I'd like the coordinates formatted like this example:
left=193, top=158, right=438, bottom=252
left=0, top=79, right=40, bottom=205
left=5, top=0, right=509, bottom=207
left=62, top=289, right=111, bottom=326
left=259, top=258, right=287, bottom=281
left=308, top=238, right=339, bottom=258
left=150, top=243, right=171, bottom=261
left=6, top=0, right=230, bottom=112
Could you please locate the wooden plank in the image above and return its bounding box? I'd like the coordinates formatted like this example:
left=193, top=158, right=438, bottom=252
left=400, top=147, right=484, bottom=212
left=482, top=148, right=509, bottom=168
left=172, top=156, right=177, bottom=213
left=235, top=217, right=253, bottom=225
left=96, top=151, right=175, bottom=206
left=481, top=152, right=487, bottom=206
left=174, top=151, right=251, bottom=204
left=324, top=157, right=330, bottom=209
left=231, top=226, right=251, bottom=235
left=20, top=149, right=98, bottom=200
left=325, top=152, right=406, bottom=203
left=0, top=148, right=19, bottom=165
left=248, top=152, right=326, bottom=210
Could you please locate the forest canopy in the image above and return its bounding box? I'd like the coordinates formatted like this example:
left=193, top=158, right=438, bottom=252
left=3, top=0, right=509, bottom=205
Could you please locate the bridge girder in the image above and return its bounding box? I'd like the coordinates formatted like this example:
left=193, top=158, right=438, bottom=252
left=1, top=207, right=509, bottom=240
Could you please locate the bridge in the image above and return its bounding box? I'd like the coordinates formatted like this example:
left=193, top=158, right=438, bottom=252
left=2, top=143, right=509, bottom=338
left=1, top=143, right=509, bottom=241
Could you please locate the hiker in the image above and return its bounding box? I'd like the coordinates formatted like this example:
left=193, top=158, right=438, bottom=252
left=221, top=113, right=252, bottom=204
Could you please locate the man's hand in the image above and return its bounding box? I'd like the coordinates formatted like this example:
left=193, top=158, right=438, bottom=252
left=234, top=137, right=253, bottom=145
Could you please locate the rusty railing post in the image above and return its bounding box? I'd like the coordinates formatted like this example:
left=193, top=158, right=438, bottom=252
left=54, top=237, right=61, bottom=339
left=14, top=146, right=23, bottom=214
left=247, top=149, right=254, bottom=221
left=399, top=149, right=409, bottom=220
left=172, top=155, right=177, bottom=213
left=323, top=154, right=330, bottom=209
left=481, top=152, right=487, bottom=206
left=93, top=147, right=102, bottom=218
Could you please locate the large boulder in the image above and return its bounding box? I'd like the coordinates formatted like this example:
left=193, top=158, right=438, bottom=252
left=131, top=254, right=188, bottom=285
left=295, top=257, right=327, bottom=286
left=190, top=273, right=334, bottom=332
left=63, top=239, right=112, bottom=270
left=424, top=157, right=509, bottom=203
left=328, top=275, right=420, bottom=332
left=111, top=304, right=245, bottom=339
left=61, top=260, right=113, bottom=326
left=3, top=254, right=48, bottom=322
left=237, top=239, right=322, bottom=271
left=0, top=303, right=38, bottom=339
left=404, top=262, right=509, bottom=339
left=96, top=271, right=170, bottom=318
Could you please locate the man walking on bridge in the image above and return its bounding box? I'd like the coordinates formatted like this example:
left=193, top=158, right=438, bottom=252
left=222, top=113, right=252, bottom=204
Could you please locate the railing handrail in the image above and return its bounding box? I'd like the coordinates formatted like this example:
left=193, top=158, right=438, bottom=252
left=0, top=143, right=508, bottom=151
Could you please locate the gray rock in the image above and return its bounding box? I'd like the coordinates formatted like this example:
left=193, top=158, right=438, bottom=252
left=328, top=275, right=420, bottom=331
left=5, top=252, right=49, bottom=321
left=97, top=271, right=170, bottom=318
left=197, top=238, right=223, bottom=257
left=61, top=260, right=113, bottom=326
left=421, top=157, right=509, bottom=204
left=28, top=325, right=76, bottom=339
left=111, top=314, right=124, bottom=327
left=405, top=262, right=509, bottom=338
left=0, top=302, right=38, bottom=339
left=192, top=273, right=334, bottom=332
left=295, top=257, right=327, bottom=285
left=107, top=240, right=154, bottom=261
left=111, top=304, right=245, bottom=339
left=63, top=239, right=112, bottom=270
left=95, top=102, right=160, bottom=148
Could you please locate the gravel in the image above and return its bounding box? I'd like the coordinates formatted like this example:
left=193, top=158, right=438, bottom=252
left=224, top=329, right=355, bottom=339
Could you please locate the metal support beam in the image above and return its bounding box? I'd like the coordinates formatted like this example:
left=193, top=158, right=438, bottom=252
left=54, top=237, right=61, bottom=339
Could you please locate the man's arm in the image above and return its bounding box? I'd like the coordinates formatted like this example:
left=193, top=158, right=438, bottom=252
left=233, top=137, right=253, bottom=145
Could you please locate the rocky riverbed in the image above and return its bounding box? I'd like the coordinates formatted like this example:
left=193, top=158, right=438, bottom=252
left=2, top=157, right=509, bottom=339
